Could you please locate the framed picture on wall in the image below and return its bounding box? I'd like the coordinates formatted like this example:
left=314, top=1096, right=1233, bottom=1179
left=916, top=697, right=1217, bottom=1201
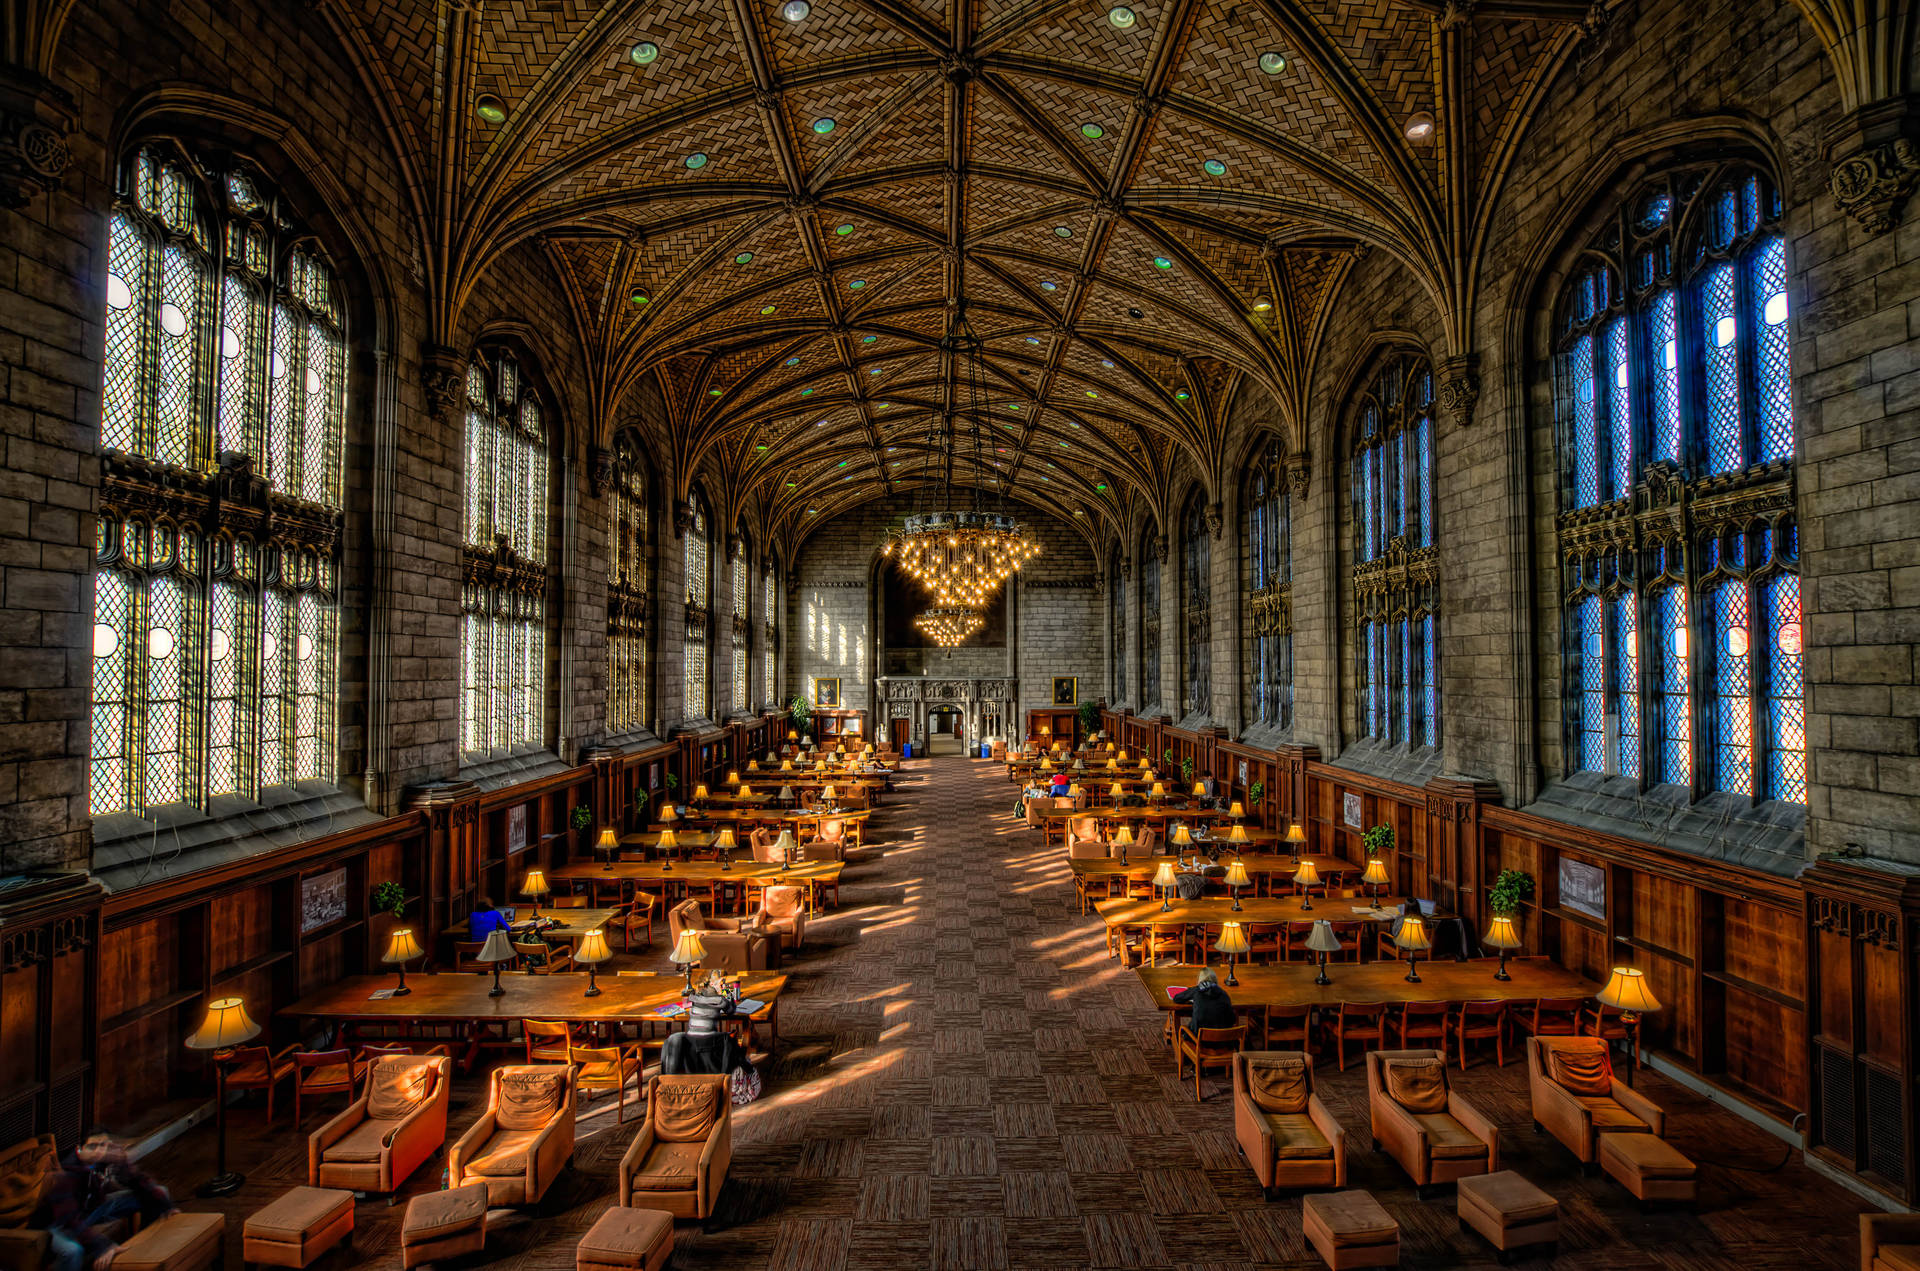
left=507, top=803, right=528, bottom=853
left=814, top=678, right=841, bottom=707
left=300, top=868, right=348, bottom=935
left=1237, top=759, right=1249, bottom=788
left=1052, top=676, right=1077, bottom=705
left=1343, top=791, right=1364, bottom=829
left=1559, top=857, right=1606, bottom=919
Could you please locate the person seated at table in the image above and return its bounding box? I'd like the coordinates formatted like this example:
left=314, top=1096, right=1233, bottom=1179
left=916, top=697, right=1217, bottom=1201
left=468, top=896, right=511, bottom=941
left=40, top=1130, right=176, bottom=1271
left=1169, top=967, right=1236, bottom=1032
left=1049, top=769, right=1072, bottom=796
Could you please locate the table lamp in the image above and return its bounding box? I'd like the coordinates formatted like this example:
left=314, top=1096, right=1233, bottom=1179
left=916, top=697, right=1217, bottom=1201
left=1109, top=781, right=1125, bottom=802
left=1074, top=758, right=1086, bottom=772
left=782, top=759, right=794, bottom=771
left=382, top=927, right=424, bottom=996
left=575, top=928, right=612, bottom=997
left=778, top=785, right=794, bottom=806
left=1172, top=824, right=1193, bottom=854
left=1596, top=966, right=1661, bottom=1077
left=1215, top=921, right=1249, bottom=987
left=521, top=868, right=550, bottom=916
left=1139, top=757, right=1151, bottom=770
left=693, top=783, right=709, bottom=804
left=1395, top=912, right=1431, bottom=983
left=1228, top=800, right=1244, bottom=819
left=595, top=825, right=619, bottom=870
left=1040, top=725, right=1051, bottom=738
left=659, top=802, right=678, bottom=825
left=1361, top=857, right=1390, bottom=900
left=738, top=781, right=753, bottom=798
left=185, top=996, right=262, bottom=1195
left=1224, top=859, right=1251, bottom=911
left=1112, top=824, right=1134, bottom=865
left=1227, top=823, right=1249, bottom=847
left=670, top=928, right=708, bottom=991
left=864, top=743, right=875, bottom=755
left=1150, top=781, right=1165, bottom=800
left=714, top=826, right=737, bottom=870
left=1118, top=749, right=1128, bottom=761
left=656, top=828, right=677, bottom=872
left=1482, top=914, right=1523, bottom=980
left=1152, top=860, right=1178, bottom=912
left=1285, top=821, right=1307, bottom=859
left=747, top=759, right=759, bottom=772
left=816, top=759, right=828, bottom=772
left=823, top=784, right=838, bottom=805
left=1106, top=757, right=1119, bottom=771
left=803, top=735, right=813, bottom=747
left=788, top=729, right=798, bottom=741
left=476, top=928, right=516, bottom=997
left=727, top=769, right=742, bottom=785
left=1305, top=920, right=1342, bottom=985
left=1293, top=859, right=1321, bottom=911
left=775, top=828, right=797, bottom=870
left=1193, top=781, right=1207, bottom=798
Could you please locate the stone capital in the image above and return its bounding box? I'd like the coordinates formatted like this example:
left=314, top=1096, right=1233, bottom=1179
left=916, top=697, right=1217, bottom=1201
left=587, top=445, right=613, bottom=498
left=1437, top=353, right=1481, bottom=429
left=1827, top=98, right=1920, bottom=235
left=420, top=343, right=467, bottom=426
left=0, top=73, right=74, bottom=210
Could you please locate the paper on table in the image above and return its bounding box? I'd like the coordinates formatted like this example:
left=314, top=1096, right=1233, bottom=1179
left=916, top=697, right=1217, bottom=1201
left=734, top=998, right=767, bottom=1015
left=654, top=1001, right=688, bottom=1018
left=1165, top=986, right=1187, bottom=1000
left=368, top=988, right=399, bottom=1000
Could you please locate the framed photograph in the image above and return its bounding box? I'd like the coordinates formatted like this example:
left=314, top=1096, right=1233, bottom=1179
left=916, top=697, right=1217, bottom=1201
left=507, top=803, right=528, bottom=853
left=1342, top=791, right=1364, bottom=829
left=1559, top=857, right=1607, bottom=920
left=1237, top=759, right=1249, bottom=787
left=1051, top=676, right=1077, bottom=706
left=648, top=762, right=660, bottom=791
left=814, top=677, right=841, bottom=707
left=300, top=868, right=348, bottom=935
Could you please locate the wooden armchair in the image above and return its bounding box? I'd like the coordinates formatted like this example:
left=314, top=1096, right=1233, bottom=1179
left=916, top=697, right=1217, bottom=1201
left=309, top=1053, right=451, bottom=1195
left=292, top=1048, right=364, bottom=1127
left=1175, top=1022, right=1248, bottom=1101
left=1231, top=1052, right=1345, bottom=1197
left=1527, top=1036, right=1664, bottom=1165
left=609, top=894, right=657, bottom=952
left=1395, top=1001, right=1450, bottom=1049
left=752, top=884, right=807, bottom=952
left=449, top=1065, right=577, bottom=1206
left=1450, top=1001, right=1508, bottom=1070
left=570, top=1041, right=644, bottom=1124
left=1511, top=997, right=1583, bottom=1043
left=1327, top=1002, right=1389, bottom=1072
left=619, top=1075, right=733, bottom=1219
left=224, top=1043, right=302, bottom=1122
left=1861, top=1214, right=1920, bottom=1271
left=668, top=900, right=773, bottom=972
left=1366, top=1048, right=1498, bottom=1194
left=1580, top=1002, right=1642, bottom=1069
left=512, top=940, right=573, bottom=974
left=523, top=1019, right=579, bottom=1064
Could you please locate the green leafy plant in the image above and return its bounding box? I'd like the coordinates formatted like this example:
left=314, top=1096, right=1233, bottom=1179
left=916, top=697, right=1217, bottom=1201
left=1248, top=780, right=1265, bottom=804
left=1362, top=824, right=1395, bottom=856
left=370, top=881, right=407, bottom=919
left=1162, top=746, right=1174, bottom=769
left=1488, top=868, right=1536, bottom=916
left=1077, top=700, right=1101, bottom=737
left=788, top=694, right=813, bottom=735
left=569, top=805, right=592, bottom=831
left=1180, top=756, right=1195, bottom=786
left=665, top=772, right=680, bottom=794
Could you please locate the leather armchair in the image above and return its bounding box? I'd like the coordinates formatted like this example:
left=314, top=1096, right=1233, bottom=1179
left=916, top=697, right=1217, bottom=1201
left=1231, top=1052, right=1344, bottom=1197
left=1365, top=1048, right=1498, bottom=1191
left=0, top=1135, right=57, bottom=1271
left=1527, top=1036, right=1664, bottom=1165
left=1861, top=1213, right=1920, bottom=1271
left=752, top=885, right=806, bottom=951
left=668, top=900, right=772, bottom=973
left=449, top=1064, right=577, bottom=1206
left=618, top=1075, right=733, bottom=1219
left=309, top=1053, right=451, bottom=1195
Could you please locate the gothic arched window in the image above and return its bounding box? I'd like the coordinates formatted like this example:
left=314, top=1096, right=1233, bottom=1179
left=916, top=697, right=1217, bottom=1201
left=684, top=491, right=711, bottom=720
left=1110, top=544, right=1127, bottom=705
left=91, top=143, right=345, bottom=816
left=1139, top=526, right=1161, bottom=708
left=1181, top=491, right=1212, bottom=716
left=462, top=348, right=550, bottom=757
left=1247, top=441, right=1292, bottom=729
left=607, top=433, right=650, bottom=735
left=1349, top=352, right=1438, bottom=747
left=1556, top=163, right=1802, bottom=803
left=731, top=541, right=749, bottom=715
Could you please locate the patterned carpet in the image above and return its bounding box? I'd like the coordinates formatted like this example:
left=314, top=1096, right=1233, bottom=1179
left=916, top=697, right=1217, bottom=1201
left=143, top=755, right=1869, bottom=1269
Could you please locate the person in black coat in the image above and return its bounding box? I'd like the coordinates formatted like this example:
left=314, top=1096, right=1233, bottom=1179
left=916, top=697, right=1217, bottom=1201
left=1169, top=967, right=1237, bottom=1032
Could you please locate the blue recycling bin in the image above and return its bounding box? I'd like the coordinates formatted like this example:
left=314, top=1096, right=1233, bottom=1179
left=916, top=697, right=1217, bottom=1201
left=980, top=742, right=991, bottom=758
left=902, top=742, right=912, bottom=758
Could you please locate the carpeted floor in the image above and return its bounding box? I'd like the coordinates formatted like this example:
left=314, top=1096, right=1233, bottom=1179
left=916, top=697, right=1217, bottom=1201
left=142, top=754, right=1869, bottom=1269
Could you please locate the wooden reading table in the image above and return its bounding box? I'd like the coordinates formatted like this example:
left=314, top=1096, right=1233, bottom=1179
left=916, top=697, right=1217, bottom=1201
left=446, top=907, right=620, bottom=944
left=555, top=858, right=845, bottom=913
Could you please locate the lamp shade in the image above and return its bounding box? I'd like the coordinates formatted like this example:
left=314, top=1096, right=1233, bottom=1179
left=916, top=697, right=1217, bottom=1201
left=1597, top=966, right=1662, bottom=1014
left=1193, top=782, right=1207, bottom=797
left=788, top=730, right=798, bottom=740
left=1150, top=782, right=1166, bottom=797
left=782, top=759, right=794, bottom=770
left=727, top=770, right=742, bottom=784
left=822, top=785, right=838, bottom=802
left=1361, top=858, right=1390, bottom=887
left=595, top=827, right=619, bottom=854
left=186, top=996, right=262, bottom=1051
left=383, top=928, right=425, bottom=964
left=765, top=751, right=776, bottom=763
left=1305, top=920, right=1343, bottom=954
left=659, top=803, right=678, bottom=823
left=575, top=929, right=613, bottom=965
left=1293, top=860, right=1321, bottom=888
left=778, top=786, right=794, bottom=802
left=714, top=827, right=737, bottom=850
left=1106, top=742, right=1116, bottom=752
left=739, top=784, right=753, bottom=797
left=1224, top=861, right=1251, bottom=889
left=521, top=869, right=550, bottom=898
left=774, top=829, right=797, bottom=854
left=1285, top=822, right=1307, bottom=846
left=657, top=828, right=678, bottom=848
left=865, top=743, right=875, bottom=754
left=693, top=784, right=709, bottom=801
left=1140, top=758, right=1151, bottom=770
left=1067, top=783, right=1082, bottom=797
left=1483, top=914, right=1524, bottom=950
left=475, top=929, right=516, bottom=964
left=1039, top=725, right=1051, bottom=736
left=1227, top=824, right=1249, bottom=844
left=1151, top=861, right=1178, bottom=889
left=1172, top=824, right=1193, bottom=846
left=1106, top=758, right=1119, bottom=771
left=1395, top=913, right=1433, bottom=953
left=1215, top=922, right=1250, bottom=955
left=669, top=929, right=708, bottom=966
left=816, top=759, right=827, bottom=772
left=1074, top=759, right=1086, bottom=772
left=1112, top=825, right=1135, bottom=846
left=1229, top=801, right=1245, bottom=819
left=1109, top=782, right=1125, bottom=800
left=747, top=760, right=759, bottom=772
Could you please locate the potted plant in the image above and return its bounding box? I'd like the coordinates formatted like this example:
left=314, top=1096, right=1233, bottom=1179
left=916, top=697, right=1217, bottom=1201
left=1076, top=700, right=1100, bottom=739
left=1162, top=746, right=1174, bottom=773
left=1488, top=868, right=1535, bottom=916
left=1180, top=755, right=1196, bottom=787
left=788, top=694, right=813, bottom=736
left=1362, top=824, right=1395, bottom=857
left=370, top=881, right=407, bottom=919
left=1248, top=780, right=1265, bottom=805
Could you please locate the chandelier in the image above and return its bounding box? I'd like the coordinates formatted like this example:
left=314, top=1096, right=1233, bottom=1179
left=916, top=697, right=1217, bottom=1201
left=914, top=606, right=985, bottom=647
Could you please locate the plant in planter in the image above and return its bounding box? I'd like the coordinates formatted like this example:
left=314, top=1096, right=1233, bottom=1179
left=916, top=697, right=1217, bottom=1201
left=1180, top=756, right=1196, bottom=787
left=570, top=805, right=592, bottom=832
left=788, top=695, right=813, bottom=735
left=1077, top=700, right=1101, bottom=738
left=1361, top=824, right=1395, bottom=857
left=1488, top=868, right=1534, bottom=915
left=1248, top=780, right=1265, bottom=805
left=1162, top=746, right=1174, bottom=771
left=370, top=881, right=407, bottom=919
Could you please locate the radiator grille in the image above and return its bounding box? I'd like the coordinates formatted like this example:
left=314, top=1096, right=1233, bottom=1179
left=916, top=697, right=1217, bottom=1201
left=0, top=1099, right=32, bottom=1149
left=1867, top=1066, right=1906, bottom=1187
left=1819, top=1045, right=1857, bottom=1161
left=50, top=1072, right=86, bottom=1152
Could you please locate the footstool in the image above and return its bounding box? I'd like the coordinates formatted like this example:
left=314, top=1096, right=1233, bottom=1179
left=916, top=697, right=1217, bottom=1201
left=1599, top=1131, right=1697, bottom=1205
left=577, top=1207, right=674, bottom=1271
left=400, top=1184, right=489, bottom=1269
left=244, top=1187, right=354, bottom=1268
left=116, top=1212, right=226, bottom=1271
left=1303, top=1190, right=1399, bottom=1269
left=1456, top=1170, right=1558, bottom=1261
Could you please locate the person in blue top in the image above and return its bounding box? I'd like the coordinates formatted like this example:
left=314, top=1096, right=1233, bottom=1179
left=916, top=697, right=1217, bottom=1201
left=468, top=896, right=511, bottom=941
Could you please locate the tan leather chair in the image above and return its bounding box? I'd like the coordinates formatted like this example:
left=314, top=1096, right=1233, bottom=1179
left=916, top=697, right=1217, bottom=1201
left=1365, top=1048, right=1498, bottom=1193
left=618, top=1075, right=732, bottom=1219
left=1861, top=1214, right=1920, bottom=1271
left=1527, top=1036, right=1664, bottom=1165
left=753, top=884, right=806, bottom=951
left=0, top=1135, right=57, bottom=1271
left=449, top=1064, right=577, bottom=1206
left=309, top=1053, right=451, bottom=1195
left=667, top=900, right=772, bottom=972
left=1068, top=839, right=1110, bottom=860
left=1231, top=1052, right=1344, bottom=1197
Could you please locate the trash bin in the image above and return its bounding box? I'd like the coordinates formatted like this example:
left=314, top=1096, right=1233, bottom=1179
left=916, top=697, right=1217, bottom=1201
left=902, top=742, right=912, bottom=758
left=980, top=742, right=991, bottom=759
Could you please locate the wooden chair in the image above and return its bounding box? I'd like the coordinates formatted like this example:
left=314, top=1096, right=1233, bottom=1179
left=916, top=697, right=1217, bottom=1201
left=1580, top=1002, right=1641, bottom=1069
left=1451, top=1001, right=1508, bottom=1070
left=513, top=940, right=574, bottom=974
left=1396, top=1001, right=1451, bottom=1049
left=1511, top=998, right=1583, bottom=1043
left=222, top=1043, right=301, bottom=1121
left=1327, top=1003, right=1388, bottom=1072
left=1329, top=922, right=1365, bottom=962
left=610, top=894, right=657, bottom=951
left=1122, top=922, right=1184, bottom=968
left=292, top=1048, right=362, bottom=1127
left=569, top=1041, right=644, bottom=1124
left=590, top=877, right=629, bottom=908
left=523, top=1019, right=578, bottom=1064
left=1283, top=921, right=1315, bottom=962
left=1174, top=1023, right=1248, bottom=1101
left=1263, top=1003, right=1315, bottom=1056
left=1245, top=922, right=1284, bottom=965
left=551, top=893, right=590, bottom=909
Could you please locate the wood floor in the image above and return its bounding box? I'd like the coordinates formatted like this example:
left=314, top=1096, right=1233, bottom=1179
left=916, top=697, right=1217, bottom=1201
left=142, top=754, right=1870, bottom=1269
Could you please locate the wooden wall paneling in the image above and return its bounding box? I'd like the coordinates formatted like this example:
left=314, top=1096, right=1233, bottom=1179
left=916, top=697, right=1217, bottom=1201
left=0, top=959, right=37, bottom=1101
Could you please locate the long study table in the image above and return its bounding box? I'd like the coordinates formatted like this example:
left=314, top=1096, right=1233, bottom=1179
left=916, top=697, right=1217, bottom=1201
left=553, top=858, right=845, bottom=912
left=1135, top=959, right=1596, bottom=1013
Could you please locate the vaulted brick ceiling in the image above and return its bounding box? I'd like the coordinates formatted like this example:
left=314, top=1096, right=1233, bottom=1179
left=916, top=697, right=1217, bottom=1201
left=324, top=0, right=1588, bottom=540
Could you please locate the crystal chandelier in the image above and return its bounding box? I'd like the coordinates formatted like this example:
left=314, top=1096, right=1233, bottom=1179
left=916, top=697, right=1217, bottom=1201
left=915, top=606, right=985, bottom=647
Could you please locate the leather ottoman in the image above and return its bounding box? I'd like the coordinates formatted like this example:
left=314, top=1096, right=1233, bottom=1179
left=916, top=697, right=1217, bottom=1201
left=244, top=1187, right=354, bottom=1268
left=1599, top=1131, right=1697, bottom=1205
left=400, top=1185, right=489, bottom=1269
left=1303, top=1190, right=1399, bottom=1269
left=116, top=1212, right=226, bottom=1271
left=1456, top=1170, right=1558, bottom=1261
left=577, top=1207, right=674, bottom=1271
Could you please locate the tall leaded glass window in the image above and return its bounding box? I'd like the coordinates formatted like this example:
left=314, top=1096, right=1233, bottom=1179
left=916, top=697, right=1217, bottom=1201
left=91, top=143, right=344, bottom=816
left=764, top=566, right=777, bottom=707
left=1181, top=491, right=1212, bottom=716
left=1139, top=527, right=1161, bottom=708
left=607, top=433, right=650, bottom=735
left=1349, top=353, right=1437, bottom=748
left=731, top=545, right=749, bottom=715
left=1556, top=163, right=1801, bottom=804
left=461, top=349, right=549, bottom=757
left=1110, top=545, right=1126, bottom=704
left=1247, top=440, right=1293, bottom=729
left=684, top=492, right=710, bottom=719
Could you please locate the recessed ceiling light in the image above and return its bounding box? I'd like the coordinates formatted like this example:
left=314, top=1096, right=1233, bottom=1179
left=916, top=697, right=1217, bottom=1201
left=1152, top=256, right=1172, bottom=269
left=475, top=95, right=507, bottom=124
left=801, top=388, right=814, bottom=396
left=1101, top=359, right=1115, bottom=368
left=1040, top=279, right=1058, bottom=291
left=1026, top=336, right=1041, bottom=344
left=785, top=356, right=800, bottom=366
left=868, top=366, right=881, bottom=375
left=1108, top=5, right=1135, bottom=27
left=1258, top=51, right=1287, bottom=75
left=709, top=388, right=723, bottom=397
left=849, top=279, right=865, bottom=289
left=1095, top=481, right=1110, bottom=491
left=1202, top=159, right=1227, bottom=177
left=734, top=252, right=754, bottom=264
left=1404, top=112, right=1435, bottom=141
left=1081, top=122, right=1105, bottom=140
left=631, top=42, right=661, bottom=65
left=1175, top=390, right=1189, bottom=400
left=813, top=118, right=835, bottom=134
left=1126, top=308, right=1143, bottom=319
left=1053, top=225, right=1073, bottom=238
left=686, top=152, right=709, bottom=169
left=861, top=335, right=876, bottom=343
left=760, top=305, right=778, bottom=315
left=781, top=0, right=810, bottom=19
left=835, top=223, right=854, bottom=235
left=1252, top=296, right=1272, bottom=311
left=1085, top=390, right=1099, bottom=398
left=756, top=444, right=768, bottom=450
left=629, top=288, right=650, bottom=307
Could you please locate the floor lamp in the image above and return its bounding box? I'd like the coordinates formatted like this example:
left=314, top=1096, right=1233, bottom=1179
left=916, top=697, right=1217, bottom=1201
left=185, top=996, right=261, bottom=1196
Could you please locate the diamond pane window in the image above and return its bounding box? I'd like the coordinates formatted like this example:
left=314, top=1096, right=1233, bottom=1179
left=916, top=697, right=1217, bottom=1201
left=1246, top=446, right=1293, bottom=729
left=1701, top=262, right=1742, bottom=472
left=765, top=566, right=778, bottom=707
left=1765, top=572, right=1805, bottom=803
left=1181, top=490, right=1211, bottom=716
left=685, top=491, right=712, bottom=720
left=1576, top=594, right=1605, bottom=772
left=1752, top=236, right=1793, bottom=463
left=1110, top=544, right=1127, bottom=705
left=1712, top=582, right=1754, bottom=796
left=1612, top=592, right=1640, bottom=778
left=1569, top=332, right=1598, bottom=508
left=1140, top=528, right=1160, bottom=707
left=1648, top=289, right=1680, bottom=463
left=1605, top=317, right=1632, bottom=499
left=1655, top=584, right=1690, bottom=787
